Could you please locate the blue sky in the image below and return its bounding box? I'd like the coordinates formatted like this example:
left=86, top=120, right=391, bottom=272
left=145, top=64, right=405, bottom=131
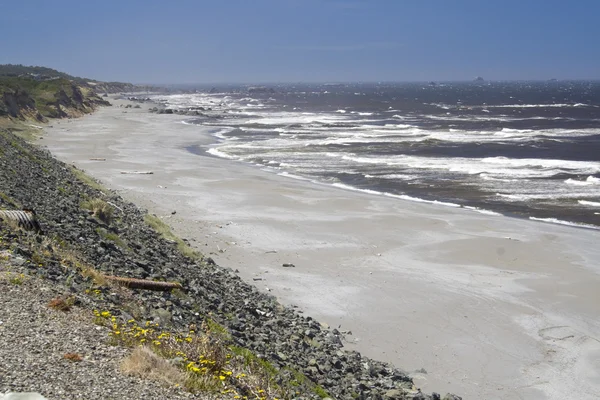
left=1, top=0, right=599, bottom=83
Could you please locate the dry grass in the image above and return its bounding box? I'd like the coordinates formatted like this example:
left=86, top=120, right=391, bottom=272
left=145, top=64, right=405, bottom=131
left=80, top=266, right=109, bottom=286
left=63, top=353, right=83, bottom=362
left=81, top=198, right=114, bottom=224
left=101, top=314, right=289, bottom=399
left=144, top=214, right=202, bottom=260
left=0, top=214, right=23, bottom=233
left=121, top=346, right=186, bottom=387
left=48, top=296, right=74, bottom=312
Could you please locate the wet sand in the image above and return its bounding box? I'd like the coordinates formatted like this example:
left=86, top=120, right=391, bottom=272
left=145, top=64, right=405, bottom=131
left=40, top=98, right=600, bottom=400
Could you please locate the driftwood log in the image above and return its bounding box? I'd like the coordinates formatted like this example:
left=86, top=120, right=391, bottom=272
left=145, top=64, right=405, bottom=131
left=104, top=276, right=182, bottom=291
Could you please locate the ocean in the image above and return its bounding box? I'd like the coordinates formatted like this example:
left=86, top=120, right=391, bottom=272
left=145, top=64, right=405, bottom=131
left=151, top=81, right=600, bottom=229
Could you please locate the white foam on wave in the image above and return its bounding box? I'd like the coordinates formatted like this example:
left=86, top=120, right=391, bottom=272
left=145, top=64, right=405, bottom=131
left=211, top=128, right=235, bottom=141
left=578, top=200, right=600, bottom=207
left=499, top=128, right=534, bottom=134
left=383, top=192, right=462, bottom=208
left=463, top=206, right=503, bottom=216
left=480, top=173, right=520, bottom=182
left=482, top=157, right=600, bottom=173
left=497, top=190, right=597, bottom=201
left=332, top=182, right=382, bottom=196
left=529, top=217, right=600, bottom=230
left=565, top=176, right=600, bottom=186
left=336, top=109, right=347, bottom=113
left=476, top=103, right=593, bottom=109
left=277, top=171, right=312, bottom=181
left=330, top=182, right=462, bottom=208
left=429, top=103, right=452, bottom=110
left=335, top=153, right=590, bottom=179
left=206, top=147, right=237, bottom=159
left=364, top=173, right=418, bottom=181
left=242, top=112, right=351, bottom=126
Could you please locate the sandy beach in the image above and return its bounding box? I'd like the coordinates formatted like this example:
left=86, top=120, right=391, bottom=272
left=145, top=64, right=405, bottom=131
left=40, top=98, right=600, bottom=400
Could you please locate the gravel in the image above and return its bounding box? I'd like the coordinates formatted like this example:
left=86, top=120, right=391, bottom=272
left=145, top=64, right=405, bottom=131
left=0, top=127, right=461, bottom=399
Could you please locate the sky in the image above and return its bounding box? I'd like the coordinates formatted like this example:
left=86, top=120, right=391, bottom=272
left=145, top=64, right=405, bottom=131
left=1, top=0, right=599, bottom=84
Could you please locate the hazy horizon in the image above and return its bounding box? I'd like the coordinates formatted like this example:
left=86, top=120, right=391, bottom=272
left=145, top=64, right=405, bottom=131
left=2, top=0, right=599, bottom=84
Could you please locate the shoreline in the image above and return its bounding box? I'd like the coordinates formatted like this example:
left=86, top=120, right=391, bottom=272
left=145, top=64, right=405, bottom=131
left=40, top=97, right=600, bottom=400
left=188, top=145, right=600, bottom=233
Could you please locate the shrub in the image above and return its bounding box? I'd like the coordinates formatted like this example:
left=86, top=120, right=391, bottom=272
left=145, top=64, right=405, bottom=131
left=81, top=198, right=114, bottom=224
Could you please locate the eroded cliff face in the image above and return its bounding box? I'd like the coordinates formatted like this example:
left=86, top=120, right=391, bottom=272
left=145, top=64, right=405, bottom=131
left=0, top=88, right=45, bottom=121
left=52, top=84, right=110, bottom=118
left=0, top=79, right=110, bottom=122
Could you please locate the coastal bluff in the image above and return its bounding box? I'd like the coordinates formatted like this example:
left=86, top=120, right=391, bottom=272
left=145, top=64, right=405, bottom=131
left=0, top=123, right=460, bottom=397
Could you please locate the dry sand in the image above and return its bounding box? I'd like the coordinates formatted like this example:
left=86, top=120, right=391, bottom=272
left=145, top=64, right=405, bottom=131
left=40, top=98, right=600, bottom=400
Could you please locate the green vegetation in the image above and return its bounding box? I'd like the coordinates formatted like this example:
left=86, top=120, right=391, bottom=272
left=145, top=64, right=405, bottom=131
left=71, top=167, right=106, bottom=192
left=144, top=214, right=202, bottom=260
left=81, top=198, right=114, bottom=224
left=95, top=227, right=129, bottom=251
left=96, top=312, right=288, bottom=399
left=0, top=76, right=99, bottom=119
left=0, top=190, right=20, bottom=208
left=0, top=64, right=86, bottom=83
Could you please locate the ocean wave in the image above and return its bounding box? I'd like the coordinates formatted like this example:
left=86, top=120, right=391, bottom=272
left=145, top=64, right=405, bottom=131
left=529, top=217, right=600, bottom=230
left=483, top=103, right=594, bottom=108
left=330, top=183, right=462, bottom=208
left=578, top=200, right=600, bottom=207
left=463, top=206, right=503, bottom=216
left=565, top=176, right=600, bottom=186
left=277, top=171, right=312, bottom=181
left=206, top=148, right=238, bottom=159
left=383, top=192, right=461, bottom=208
left=497, top=191, right=597, bottom=201
left=482, top=157, right=600, bottom=173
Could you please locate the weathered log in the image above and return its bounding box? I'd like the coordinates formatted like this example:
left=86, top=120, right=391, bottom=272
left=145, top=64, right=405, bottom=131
left=104, top=275, right=182, bottom=291
left=120, top=171, right=154, bottom=175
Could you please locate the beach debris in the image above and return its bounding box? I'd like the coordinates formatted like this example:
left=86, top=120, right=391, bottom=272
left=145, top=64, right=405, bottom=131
left=104, top=275, right=182, bottom=291
left=252, top=277, right=262, bottom=281
left=0, top=209, right=43, bottom=233
left=265, top=250, right=278, bottom=254
left=171, top=210, right=176, bottom=215
left=282, top=263, right=295, bottom=268
left=106, top=201, right=123, bottom=213
left=120, top=171, right=154, bottom=175
left=89, top=158, right=106, bottom=161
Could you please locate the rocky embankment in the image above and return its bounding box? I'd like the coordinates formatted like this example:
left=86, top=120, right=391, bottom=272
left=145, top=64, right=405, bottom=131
left=0, top=127, right=461, bottom=400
